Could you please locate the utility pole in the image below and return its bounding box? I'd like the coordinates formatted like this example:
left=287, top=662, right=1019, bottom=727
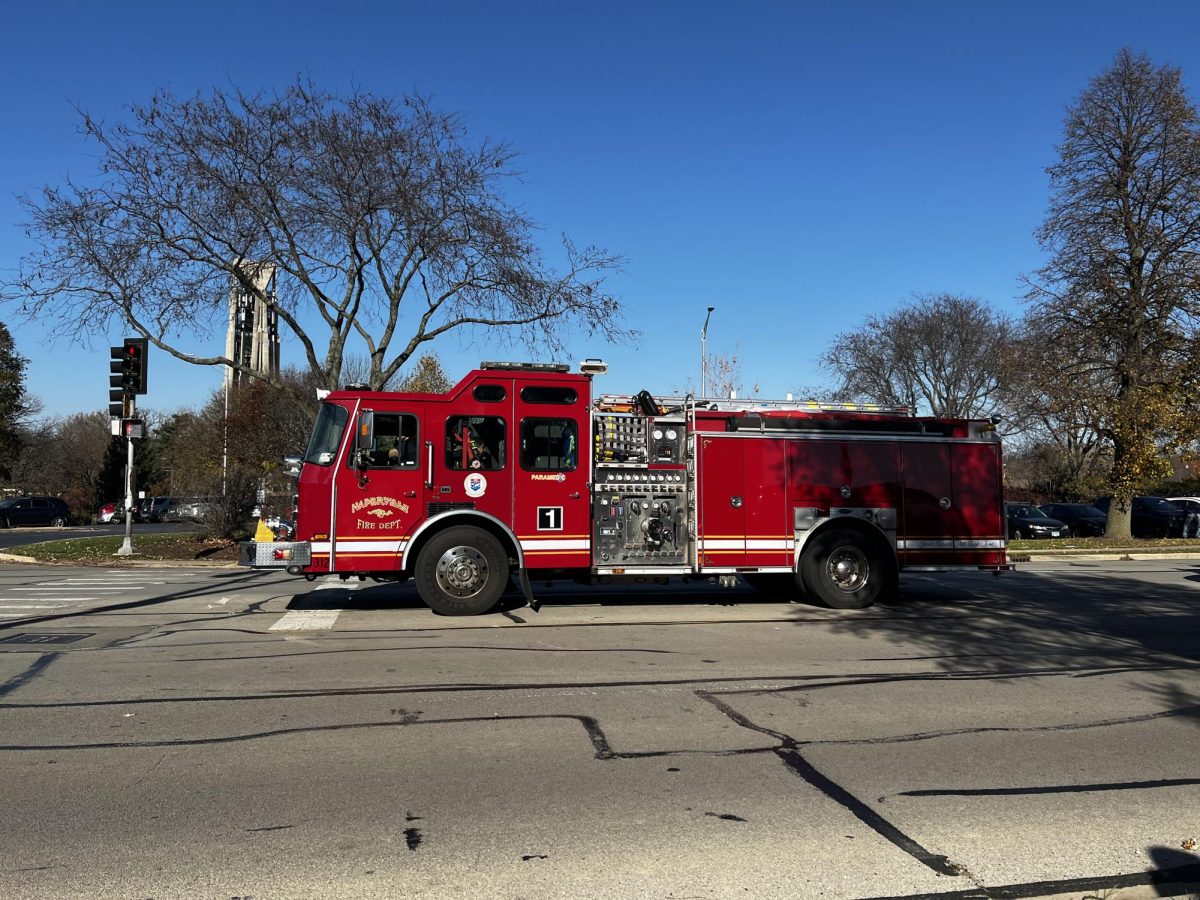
left=700, top=306, right=715, bottom=399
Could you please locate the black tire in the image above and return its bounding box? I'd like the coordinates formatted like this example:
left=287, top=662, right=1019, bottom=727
left=800, top=528, right=894, bottom=610
left=49, top=516, right=66, bottom=527
left=414, top=526, right=509, bottom=616
left=1012, top=528, right=1025, bottom=540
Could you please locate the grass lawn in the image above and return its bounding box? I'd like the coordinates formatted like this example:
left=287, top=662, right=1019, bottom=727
left=1009, top=535, right=1200, bottom=553
left=11, top=532, right=241, bottom=564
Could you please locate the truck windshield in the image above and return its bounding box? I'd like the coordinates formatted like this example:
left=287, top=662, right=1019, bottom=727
left=304, top=403, right=349, bottom=466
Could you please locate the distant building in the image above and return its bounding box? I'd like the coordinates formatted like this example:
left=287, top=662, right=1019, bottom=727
left=224, top=263, right=280, bottom=389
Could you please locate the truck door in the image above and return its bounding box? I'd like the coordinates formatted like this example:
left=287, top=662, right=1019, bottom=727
left=514, top=382, right=590, bottom=569
left=697, top=435, right=747, bottom=568
left=336, top=406, right=426, bottom=572
left=899, top=442, right=956, bottom=565
left=429, top=384, right=515, bottom=537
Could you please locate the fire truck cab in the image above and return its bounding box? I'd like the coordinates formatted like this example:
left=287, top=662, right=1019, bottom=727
left=242, top=360, right=1008, bottom=615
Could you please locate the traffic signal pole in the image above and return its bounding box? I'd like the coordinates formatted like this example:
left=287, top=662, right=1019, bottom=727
left=117, top=434, right=134, bottom=556
left=107, top=337, right=149, bottom=557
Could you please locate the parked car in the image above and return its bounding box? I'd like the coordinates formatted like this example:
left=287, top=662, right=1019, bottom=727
left=95, top=501, right=119, bottom=524
left=108, top=503, right=135, bottom=524
left=1004, top=503, right=1069, bottom=539
left=0, top=496, right=71, bottom=528
left=1167, top=497, right=1200, bottom=537
left=1038, top=503, right=1108, bottom=538
left=177, top=497, right=216, bottom=522
left=1092, top=496, right=1186, bottom=538
left=137, top=496, right=176, bottom=523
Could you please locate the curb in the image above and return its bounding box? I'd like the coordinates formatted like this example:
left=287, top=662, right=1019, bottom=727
left=1015, top=551, right=1200, bottom=562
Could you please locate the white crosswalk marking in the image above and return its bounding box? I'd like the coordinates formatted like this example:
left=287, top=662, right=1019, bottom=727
left=269, top=610, right=341, bottom=631
left=0, top=571, right=164, bottom=617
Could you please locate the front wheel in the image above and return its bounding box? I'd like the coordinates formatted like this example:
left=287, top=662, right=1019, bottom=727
left=414, top=526, right=509, bottom=616
left=49, top=516, right=66, bottom=527
left=800, top=528, right=894, bottom=610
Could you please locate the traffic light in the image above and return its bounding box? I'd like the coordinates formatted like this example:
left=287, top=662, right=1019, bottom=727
left=109, top=345, right=130, bottom=416
left=121, top=419, right=146, bottom=439
left=107, top=338, right=148, bottom=417
left=121, top=338, right=148, bottom=395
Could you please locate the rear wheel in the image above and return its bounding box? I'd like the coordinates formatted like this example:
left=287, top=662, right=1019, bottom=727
left=800, top=528, right=894, bottom=610
left=49, top=516, right=66, bottom=527
left=1012, top=528, right=1026, bottom=540
left=414, top=526, right=509, bottom=616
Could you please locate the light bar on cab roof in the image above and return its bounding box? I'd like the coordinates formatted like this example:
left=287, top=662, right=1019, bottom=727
left=479, top=361, right=571, bottom=373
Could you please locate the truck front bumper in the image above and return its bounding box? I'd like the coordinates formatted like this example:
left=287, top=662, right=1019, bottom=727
left=238, top=540, right=313, bottom=568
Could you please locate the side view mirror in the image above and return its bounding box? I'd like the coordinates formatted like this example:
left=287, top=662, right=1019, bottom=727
left=353, top=409, right=375, bottom=472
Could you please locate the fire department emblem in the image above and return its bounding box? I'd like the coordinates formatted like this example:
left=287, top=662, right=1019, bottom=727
left=464, top=473, right=488, bottom=498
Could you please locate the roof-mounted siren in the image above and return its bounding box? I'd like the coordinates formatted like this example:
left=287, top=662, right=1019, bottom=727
left=579, top=358, right=608, bottom=377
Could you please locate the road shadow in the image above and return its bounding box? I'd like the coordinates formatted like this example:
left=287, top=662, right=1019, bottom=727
left=1145, top=846, right=1200, bottom=896
left=807, top=563, right=1200, bottom=726
left=287, top=581, right=427, bottom=612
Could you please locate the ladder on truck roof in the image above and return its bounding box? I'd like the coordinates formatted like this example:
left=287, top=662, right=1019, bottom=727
left=593, top=393, right=912, bottom=417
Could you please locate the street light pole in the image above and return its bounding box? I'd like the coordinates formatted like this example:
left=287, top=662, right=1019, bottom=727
left=700, top=306, right=715, bottom=399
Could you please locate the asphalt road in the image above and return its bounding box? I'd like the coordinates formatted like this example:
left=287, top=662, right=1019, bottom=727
left=0, top=560, right=1198, bottom=899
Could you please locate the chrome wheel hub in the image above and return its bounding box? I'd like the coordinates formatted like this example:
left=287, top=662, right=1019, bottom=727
left=435, top=546, right=489, bottom=598
left=826, top=546, right=869, bottom=593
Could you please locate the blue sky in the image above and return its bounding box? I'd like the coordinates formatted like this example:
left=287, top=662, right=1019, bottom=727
left=2, top=0, right=1199, bottom=418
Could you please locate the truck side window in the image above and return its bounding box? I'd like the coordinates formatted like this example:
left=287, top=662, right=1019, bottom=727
left=446, top=416, right=506, bottom=470
left=351, top=413, right=419, bottom=468
left=520, top=418, right=577, bottom=471
left=520, top=386, right=577, bottom=404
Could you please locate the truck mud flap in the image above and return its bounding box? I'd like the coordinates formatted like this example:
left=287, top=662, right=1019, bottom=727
left=520, top=567, right=540, bottom=613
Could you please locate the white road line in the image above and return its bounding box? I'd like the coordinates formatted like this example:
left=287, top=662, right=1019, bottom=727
left=12, top=587, right=127, bottom=592
left=0, top=597, right=106, bottom=603
left=268, top=610, right=341, bottom=631
left=37, top=580, right=164, bottom=586
left=0, top=604, right=74, bottom=609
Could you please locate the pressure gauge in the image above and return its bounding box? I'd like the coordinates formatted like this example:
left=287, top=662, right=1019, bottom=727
left=652, top=429, right=663, bottom=440
left=666, top=429, right=677, bottom=440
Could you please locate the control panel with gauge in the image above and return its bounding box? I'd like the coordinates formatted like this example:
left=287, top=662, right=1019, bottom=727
left=592, top=414, right=689, bottom=567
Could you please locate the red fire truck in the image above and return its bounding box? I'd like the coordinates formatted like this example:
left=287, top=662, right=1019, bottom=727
left=241, top=359, right=1008, bottom=614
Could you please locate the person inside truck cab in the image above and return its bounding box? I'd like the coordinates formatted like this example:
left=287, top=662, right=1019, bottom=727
left=446, top=416, right=504, bottom=470
left=386, top=435, right=413, bottom=465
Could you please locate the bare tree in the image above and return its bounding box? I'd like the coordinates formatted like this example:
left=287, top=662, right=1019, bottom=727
left=6, top=80, right=633, bottom=406
left=821, top=293, right=1014, bottom=417
left=156, top=373, right=318, bottom=536
left=1029, top=49, right=1200, bottom=537
left=997, top=322, right=1109, bottom=499
left=675, top=348, right=756, bottom=400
